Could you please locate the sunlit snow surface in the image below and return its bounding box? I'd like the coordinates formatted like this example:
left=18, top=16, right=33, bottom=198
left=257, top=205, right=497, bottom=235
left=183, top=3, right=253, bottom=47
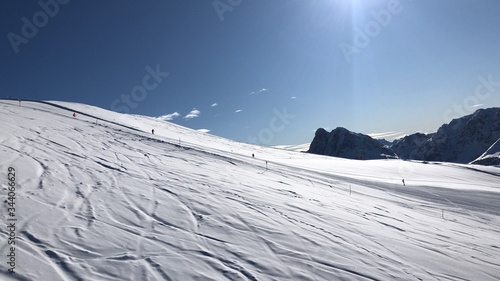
left=1, top=100, right=499, bottom=281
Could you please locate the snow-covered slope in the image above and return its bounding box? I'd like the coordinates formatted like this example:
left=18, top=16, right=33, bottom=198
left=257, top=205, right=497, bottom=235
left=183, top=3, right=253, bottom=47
left=471, top=137, right=500, bottom=166
left=1, top=100, right=500, bottom=281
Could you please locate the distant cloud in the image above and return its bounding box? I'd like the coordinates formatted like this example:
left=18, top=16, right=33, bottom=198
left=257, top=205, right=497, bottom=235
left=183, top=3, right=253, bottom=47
left=473, top=104, right=483, bottom=108
left=235, top=109, right=243, bottom=113
left=391, top=133, right=409, bottom=140
left=197, top=129, right=210, bottom=133
left=158, top=112, right=180, bottom=121
left=184, top=108, right=200, bottom=120
left=291, top=96, right=297, bottom=99
left=249, top=88, right=269, bottom=95
left=211, top=103, right=218, bottom=107
left=368, top=131, right=405, bottom=140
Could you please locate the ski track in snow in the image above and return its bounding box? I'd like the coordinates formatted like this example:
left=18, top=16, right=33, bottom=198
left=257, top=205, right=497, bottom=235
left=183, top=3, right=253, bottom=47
left=0, top=100, right=500, bottom=280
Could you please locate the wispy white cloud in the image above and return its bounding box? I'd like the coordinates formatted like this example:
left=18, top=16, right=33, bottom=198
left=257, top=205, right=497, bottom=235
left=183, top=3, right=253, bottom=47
left=368, top=131, right=405, bottom=140
left=391, top=133, right=409, bottom=140
left=184, top=108, right=200, bottom=120
left=211, top=102, right=218, bottom=107
left=291, top=96, right=297, bottom=99
left=473, top=104, right=483, bottom=107
left=197, top=129, right=210, bottom=133
left=235, top=109, right=243, bottom=113
left=249, top=88, right=269, bottom=95
left=158, top=112, right=180, bottom=121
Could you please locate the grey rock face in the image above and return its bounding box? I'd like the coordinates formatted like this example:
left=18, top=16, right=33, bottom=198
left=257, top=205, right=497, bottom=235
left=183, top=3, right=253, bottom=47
left=392, top=133, right=433, bottom=160
left=307, top=127, right=396, bottom=160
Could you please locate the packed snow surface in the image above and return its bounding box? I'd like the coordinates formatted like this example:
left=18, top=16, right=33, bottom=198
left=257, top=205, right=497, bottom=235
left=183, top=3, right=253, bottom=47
left=1, top=100, right=499, bottom=281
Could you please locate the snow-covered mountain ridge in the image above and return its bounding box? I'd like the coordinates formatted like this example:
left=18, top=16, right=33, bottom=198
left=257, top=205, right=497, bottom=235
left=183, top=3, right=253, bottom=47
left=308, top=108, right=500, bottom=166
left=1, top=100, right=500, bottom=280
left=397, top=108, right=500, bottom=164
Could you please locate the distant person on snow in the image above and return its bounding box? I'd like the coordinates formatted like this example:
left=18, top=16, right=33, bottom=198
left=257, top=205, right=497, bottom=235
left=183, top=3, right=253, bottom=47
left=72, top=112, right=76, bottom=117
left=252, top=153, right=254, bottom=158
left=151, top=129, right=155, bottom=134
left=402, top=179, right=405, bottom=186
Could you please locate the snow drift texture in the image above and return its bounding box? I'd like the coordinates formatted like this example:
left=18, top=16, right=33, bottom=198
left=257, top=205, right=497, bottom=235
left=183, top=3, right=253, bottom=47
left=1, top=100, right=500, bottom=281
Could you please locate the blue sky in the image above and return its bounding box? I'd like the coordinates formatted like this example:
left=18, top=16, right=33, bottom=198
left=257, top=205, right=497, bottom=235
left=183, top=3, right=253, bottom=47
left=2, top=0, right=500, bottom=145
